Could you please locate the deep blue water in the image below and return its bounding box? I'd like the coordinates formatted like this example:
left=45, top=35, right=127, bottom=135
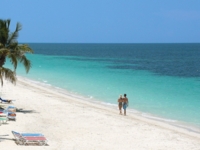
left=30, top=43, right=200, bottom=77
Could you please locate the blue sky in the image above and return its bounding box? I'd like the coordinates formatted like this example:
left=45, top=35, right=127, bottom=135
left=0, top=1, right=200, bottom=43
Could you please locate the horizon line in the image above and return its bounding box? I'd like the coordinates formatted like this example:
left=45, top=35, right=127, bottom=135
left=19, top=42, right=200, bottom=44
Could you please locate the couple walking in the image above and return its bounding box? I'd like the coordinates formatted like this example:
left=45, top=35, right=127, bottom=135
left=118, top=94, right=128, bottom=115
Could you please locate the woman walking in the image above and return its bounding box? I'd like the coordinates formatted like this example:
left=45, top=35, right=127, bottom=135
left=118, top=95, right=123, bottom=115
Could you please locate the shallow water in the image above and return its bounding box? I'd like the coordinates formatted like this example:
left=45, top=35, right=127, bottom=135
left=5, top=43, right=200, bottom=128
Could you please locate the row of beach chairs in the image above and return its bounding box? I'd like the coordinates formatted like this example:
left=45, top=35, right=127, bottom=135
left=0, top=105, right=16, bottom=125
left=0, top=97, right=48, bottom=146
left=0, top=97, right=17, bottom=123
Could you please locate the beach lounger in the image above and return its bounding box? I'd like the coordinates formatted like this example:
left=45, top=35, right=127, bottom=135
left=12, top=131, right=48, bottom=146
left=7, top=112, right=16, bottom=120
left=0, top=106, right=16, bottom=120
left=0, top=97, right=14, bottom=103
left=6, top=106, right=16, bottom=119
left=0, top=117, right=8, bottom=125
left=6, top=106, right=16, bottom=112
left=0, top=112, right=7, bottom=117
left=0, top=110, right=8, bottom=125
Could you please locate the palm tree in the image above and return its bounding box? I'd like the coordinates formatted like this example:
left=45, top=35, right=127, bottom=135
left=0, top=19, right=33, bottom=86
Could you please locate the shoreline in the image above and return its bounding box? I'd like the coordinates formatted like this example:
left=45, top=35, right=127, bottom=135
left=17, top=76, right=200, bottom=135
left=0, top=77, right=200, bottom=149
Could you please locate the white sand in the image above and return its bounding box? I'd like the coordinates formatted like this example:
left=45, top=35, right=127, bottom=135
left=0, top=77, right=200, bottom=150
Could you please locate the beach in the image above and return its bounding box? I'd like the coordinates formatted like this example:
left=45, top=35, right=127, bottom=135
left=0, top=77, right=200, bottom=150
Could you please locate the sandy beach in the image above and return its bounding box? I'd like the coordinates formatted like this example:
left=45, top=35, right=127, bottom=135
left=0, top=77, right=200, bottom=150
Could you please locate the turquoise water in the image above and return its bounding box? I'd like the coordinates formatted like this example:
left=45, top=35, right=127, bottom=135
left=5, top=43, right=200, bottom=128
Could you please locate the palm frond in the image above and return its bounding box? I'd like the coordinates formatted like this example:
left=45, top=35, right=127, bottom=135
left=6, top=19, right=11, bottom=29
left=0, top=48, right=9, bottom=55
left=7, top=52, right=18, bottom=70
left=7, top=22, right=22, bottom=45
left=0, top=67, right=16, bottom=86
left=0, top=20, right=9, bottom=46
left=0, top=49, right=9, bottom=67
left=20, top=55, right=31, bottom=73
left=17, top=44, right=34, bottom=54
left=7, top=42, right=18, bottom=52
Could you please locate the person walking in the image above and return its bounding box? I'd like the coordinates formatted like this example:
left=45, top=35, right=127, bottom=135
left=118, top=95, right=123, bottom=115
left=122, top=94, right=128, bottom=116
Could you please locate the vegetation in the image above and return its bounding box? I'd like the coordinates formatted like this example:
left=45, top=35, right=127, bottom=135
left=0, top=19, right=33, bottom=86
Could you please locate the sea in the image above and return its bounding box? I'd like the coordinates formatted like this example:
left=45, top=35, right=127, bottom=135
left=5, top=43, right=200, bottom=132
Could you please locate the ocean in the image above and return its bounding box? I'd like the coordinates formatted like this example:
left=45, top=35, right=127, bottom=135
left=5, top=43, right=200, bottom=130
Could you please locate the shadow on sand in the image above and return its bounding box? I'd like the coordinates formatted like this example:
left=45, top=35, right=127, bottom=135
left=16, top=108, right=39, bottom=114
left=0, top=134, right=14, bottom=142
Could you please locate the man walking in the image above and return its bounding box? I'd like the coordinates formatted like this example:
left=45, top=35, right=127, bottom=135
left=123, top=94, right=128, bottom=116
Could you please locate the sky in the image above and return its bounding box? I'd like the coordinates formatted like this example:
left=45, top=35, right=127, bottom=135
left=0, top=0, right=200, bottom=43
